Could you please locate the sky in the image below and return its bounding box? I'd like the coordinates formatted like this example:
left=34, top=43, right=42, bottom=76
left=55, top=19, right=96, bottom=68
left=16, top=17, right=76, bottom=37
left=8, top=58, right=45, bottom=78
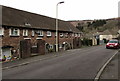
left=0, top=0, right=120, bottom=21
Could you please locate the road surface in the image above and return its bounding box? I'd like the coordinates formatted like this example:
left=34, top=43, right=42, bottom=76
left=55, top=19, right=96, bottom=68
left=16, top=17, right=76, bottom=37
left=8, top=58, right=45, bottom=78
left=2, top=45, right=118, bottom=79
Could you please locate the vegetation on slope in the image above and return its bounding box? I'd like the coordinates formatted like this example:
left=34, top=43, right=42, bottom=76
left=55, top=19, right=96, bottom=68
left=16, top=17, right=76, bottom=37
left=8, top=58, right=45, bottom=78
left=76, top=18, right=119, bottom=37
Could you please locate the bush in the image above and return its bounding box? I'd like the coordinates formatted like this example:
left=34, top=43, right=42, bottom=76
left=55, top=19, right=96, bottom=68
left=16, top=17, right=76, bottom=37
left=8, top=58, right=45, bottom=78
left=48, top=48, right=54, bottom=52
left=82, top=38, right=92, bottom=46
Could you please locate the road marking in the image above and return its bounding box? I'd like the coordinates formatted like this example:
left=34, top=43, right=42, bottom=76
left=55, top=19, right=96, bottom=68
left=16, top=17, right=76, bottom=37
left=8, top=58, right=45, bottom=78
left=94, top=50, right=119, bottom=81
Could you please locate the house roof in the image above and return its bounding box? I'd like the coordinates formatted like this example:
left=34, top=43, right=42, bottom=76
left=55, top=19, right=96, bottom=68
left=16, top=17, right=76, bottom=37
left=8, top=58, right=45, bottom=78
left=1, top=5, right=80, bottom=33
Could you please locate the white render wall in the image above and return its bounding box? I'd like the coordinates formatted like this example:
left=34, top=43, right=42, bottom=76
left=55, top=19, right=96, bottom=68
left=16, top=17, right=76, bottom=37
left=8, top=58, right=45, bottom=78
left=99, top=35, right=118, bottom=40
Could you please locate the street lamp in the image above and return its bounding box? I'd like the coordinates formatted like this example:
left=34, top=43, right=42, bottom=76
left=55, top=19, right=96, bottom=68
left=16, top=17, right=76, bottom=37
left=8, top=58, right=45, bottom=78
left=56, top=1, right=64, bottom=52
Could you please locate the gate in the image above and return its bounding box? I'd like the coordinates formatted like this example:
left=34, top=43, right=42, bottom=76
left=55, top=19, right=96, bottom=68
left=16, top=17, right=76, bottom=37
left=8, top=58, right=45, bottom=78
left=20, top=40, right=31, bottom=58
left=30, top=40, right=45, bottom=55
left=31, top=46, right=38, bottom=54
left=37, top=40, right=45, bottom=55
left=20, top=39, right=45, bottom=59
left=73, top=38, right=82, bottom=49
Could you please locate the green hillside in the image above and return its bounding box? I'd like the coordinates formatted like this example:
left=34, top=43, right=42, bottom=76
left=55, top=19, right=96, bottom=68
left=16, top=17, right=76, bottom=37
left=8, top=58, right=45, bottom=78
left=76, top=18, right=119, bottom=38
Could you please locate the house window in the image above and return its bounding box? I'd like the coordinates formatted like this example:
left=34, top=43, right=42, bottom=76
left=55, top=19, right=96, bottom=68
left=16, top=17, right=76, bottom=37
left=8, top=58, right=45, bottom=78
left=23, top=29, right=28, bottom=36
left=60, top=33, right=64, bottom=38
left=75, top=33, right=78, bottom=37
left=0, top=28, right=4, bottom=36
left=32, top=30, right=35, bottom=36
left=9, top=28, right=20, bottom=36
left=38, top=30, right=43, bottom=36
left=47, top=31, right=51, bottom=37
left=78, top=33, right=81, bottom=37
left=72, top=33, right=74, bottom=37
left=69, top=33, right=72, bottom=38
left=65, top=33, right=68, bottom=38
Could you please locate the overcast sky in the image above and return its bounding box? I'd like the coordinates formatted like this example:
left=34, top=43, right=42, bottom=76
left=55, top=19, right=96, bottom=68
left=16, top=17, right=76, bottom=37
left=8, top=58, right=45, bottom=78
left=0, top=0, right=120, bottom=21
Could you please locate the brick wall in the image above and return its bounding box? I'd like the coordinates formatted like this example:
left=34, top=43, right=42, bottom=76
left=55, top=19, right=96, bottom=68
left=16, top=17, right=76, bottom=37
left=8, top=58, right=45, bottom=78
left=2, top=27, right=75, bottom=52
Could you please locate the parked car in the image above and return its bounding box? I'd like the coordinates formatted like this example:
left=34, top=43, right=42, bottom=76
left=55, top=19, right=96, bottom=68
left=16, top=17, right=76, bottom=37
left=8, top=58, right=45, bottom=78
left=106, top=39, right=120, bottom=49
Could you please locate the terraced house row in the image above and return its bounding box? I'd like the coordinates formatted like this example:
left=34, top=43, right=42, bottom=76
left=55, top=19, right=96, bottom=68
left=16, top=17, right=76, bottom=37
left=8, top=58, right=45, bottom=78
left=0, top=5, right=81, bottom=60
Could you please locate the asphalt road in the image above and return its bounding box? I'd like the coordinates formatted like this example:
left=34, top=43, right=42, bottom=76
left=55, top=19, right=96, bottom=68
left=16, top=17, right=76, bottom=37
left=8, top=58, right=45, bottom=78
left=2, top=45, right=118, bottom=79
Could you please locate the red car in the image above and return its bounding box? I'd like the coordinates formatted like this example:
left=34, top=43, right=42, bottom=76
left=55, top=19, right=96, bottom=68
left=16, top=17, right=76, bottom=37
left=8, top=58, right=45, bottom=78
left=106, top=40, right=120, bottom=49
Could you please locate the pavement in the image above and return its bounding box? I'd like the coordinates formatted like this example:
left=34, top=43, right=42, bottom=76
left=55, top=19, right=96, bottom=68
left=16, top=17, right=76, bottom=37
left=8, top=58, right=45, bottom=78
left=2, top=46, right=92, bottom=69
left=99, top=49, right=120, bottom=81
left=2, top=50, right=69, bottom=69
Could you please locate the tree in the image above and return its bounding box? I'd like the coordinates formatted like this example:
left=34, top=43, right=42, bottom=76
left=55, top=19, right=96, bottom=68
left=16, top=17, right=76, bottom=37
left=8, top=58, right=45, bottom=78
left=91, top=20, right=106, bottom=28
left=87, top=22, right=92, bottom=27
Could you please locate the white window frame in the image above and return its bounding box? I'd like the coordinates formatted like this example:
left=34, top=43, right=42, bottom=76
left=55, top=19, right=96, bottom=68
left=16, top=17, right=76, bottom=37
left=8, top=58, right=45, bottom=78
left=65, top=33, right=68, bottom=38
left=75, top=33, right=78, bottom=37
left=23, top=29, right=28, bottom=36
left=9, top=28, right=20, bottom=36
left=78, top=33, right=81, bottom=37
left=32, top=30, right=35, bottom=36
left=72, top=33, right=74, bottom=37
left=60, top=33, right=64, bottom=38
left=38, top=30, right=44, bottom=36
left=0, top=28, right=4, bottom=36
left=47, top=31, right=51, bottom=37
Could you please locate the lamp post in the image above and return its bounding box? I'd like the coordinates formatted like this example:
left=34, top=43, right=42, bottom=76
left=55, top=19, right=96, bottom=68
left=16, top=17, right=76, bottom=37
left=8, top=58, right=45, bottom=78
left=56, top=1, right=64, bottom=52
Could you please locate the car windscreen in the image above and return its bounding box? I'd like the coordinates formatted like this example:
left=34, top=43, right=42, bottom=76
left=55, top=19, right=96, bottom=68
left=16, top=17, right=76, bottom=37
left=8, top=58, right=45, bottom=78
left=109, top=40, right=118, bottom=43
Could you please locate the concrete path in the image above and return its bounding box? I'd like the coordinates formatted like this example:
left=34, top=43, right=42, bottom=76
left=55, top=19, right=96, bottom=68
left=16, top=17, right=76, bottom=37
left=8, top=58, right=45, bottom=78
left=99, top=49, right=120, bottom=81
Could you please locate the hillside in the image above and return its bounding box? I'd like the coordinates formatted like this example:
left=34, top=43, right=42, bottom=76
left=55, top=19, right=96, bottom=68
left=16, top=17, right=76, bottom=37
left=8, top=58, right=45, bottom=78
left=69, top=18, right=120, bottom=38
